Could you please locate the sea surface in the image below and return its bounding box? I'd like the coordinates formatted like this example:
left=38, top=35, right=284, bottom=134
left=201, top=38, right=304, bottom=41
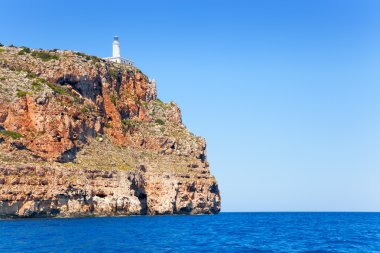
left=1, top=212, right=379, bottom=252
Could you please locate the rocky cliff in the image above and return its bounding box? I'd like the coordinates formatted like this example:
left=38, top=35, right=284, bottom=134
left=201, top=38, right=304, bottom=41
left=0, top=45, right=220, bottom=217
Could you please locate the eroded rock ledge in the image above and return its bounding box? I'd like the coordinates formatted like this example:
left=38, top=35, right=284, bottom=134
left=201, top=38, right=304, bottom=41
left=0, top=166, right=220, bottom=217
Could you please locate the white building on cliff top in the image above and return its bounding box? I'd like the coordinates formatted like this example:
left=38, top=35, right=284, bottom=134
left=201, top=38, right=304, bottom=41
left=103, top=36, right=134, bottom=66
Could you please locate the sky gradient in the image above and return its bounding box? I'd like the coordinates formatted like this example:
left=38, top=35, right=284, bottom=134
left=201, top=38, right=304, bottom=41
left=1, top=0, right=380, bottom=211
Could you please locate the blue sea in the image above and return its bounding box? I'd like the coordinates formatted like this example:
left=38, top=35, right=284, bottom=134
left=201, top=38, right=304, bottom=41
left=1, top=213, right=380, bottom=252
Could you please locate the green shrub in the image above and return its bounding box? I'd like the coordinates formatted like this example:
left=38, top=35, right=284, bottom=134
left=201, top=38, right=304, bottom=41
left=0, top=48, right=4, bottom=53
left=74, top=51, right=99, bottom=62
left=31, top=51, right=59, bottom=61
left=0, top=130, right=23, bottom=139
left=0, top=43, right=3, bottom=47
left=155, top=118, right=165, bottom=125
left=81, top=104, right=96, bottom=114
left=34, top=78, right=68, bottom=95
left=18, top=47, right=31, bottom=55
left=31, top=81, right=42, bottom=91
left=26, top=71, right=37, bottom=79
left=46, top=82, right=66, bottom=95
left=109, top=69, right=117, bottom=79
left=90, top=55, right=100, bottom=62
left=110, top=94, right=116, bottom=106
left=35, top=77, right=46, bottom=83
left=0, top=77, right=6, bottom=81
left=122, top=118, right=140, bottom=131
left=74, top=51, right=91, bottom=60
left=80, top=106, right=89, bottom=114
left=8, top=66, right=24, bottom=72
left=16, top=89, right=30, bottom=98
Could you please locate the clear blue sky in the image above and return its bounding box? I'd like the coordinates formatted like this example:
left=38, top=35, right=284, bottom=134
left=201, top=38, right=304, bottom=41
left=1, top=0, right=380, bottom=211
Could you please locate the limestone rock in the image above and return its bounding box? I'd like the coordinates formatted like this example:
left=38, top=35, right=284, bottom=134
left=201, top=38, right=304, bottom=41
left=0, top=45, right=221, bottom=217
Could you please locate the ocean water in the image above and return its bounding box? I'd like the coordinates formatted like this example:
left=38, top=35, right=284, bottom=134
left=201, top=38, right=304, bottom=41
left=1, top=213, right=380, bottom=252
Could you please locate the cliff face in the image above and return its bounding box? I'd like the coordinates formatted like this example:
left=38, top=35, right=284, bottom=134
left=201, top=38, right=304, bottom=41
left=0, top=45, right=220, bottom=217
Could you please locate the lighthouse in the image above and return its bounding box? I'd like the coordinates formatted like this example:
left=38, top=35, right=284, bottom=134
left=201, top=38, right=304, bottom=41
left=103, top=36, right=133, bottom=65
left=112, top=36, right=121, bottom=58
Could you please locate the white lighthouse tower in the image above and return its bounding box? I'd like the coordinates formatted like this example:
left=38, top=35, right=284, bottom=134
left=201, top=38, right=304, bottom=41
left=112, top=36, right=121, bottom=58
left=103, top=36, right=133, bottom=65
